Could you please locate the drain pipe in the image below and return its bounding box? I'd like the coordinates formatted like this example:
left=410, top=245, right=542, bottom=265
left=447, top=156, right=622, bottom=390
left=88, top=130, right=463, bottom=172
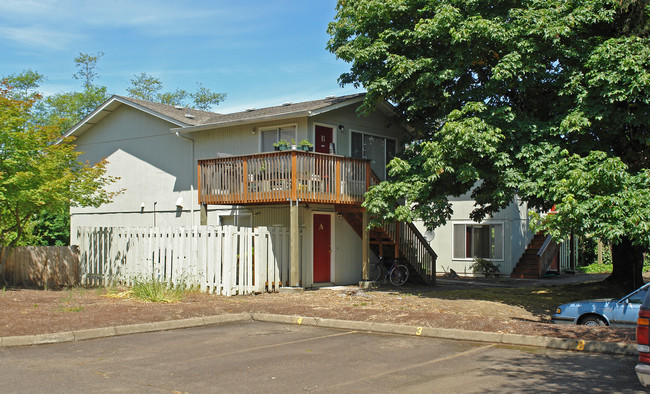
left=174, top=130, right=195, bottom=227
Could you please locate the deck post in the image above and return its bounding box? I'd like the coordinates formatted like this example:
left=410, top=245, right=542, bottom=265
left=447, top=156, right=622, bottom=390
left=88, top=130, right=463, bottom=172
left=290, top=151, right=298, bottom=201
left=362, top=210, right=369, bottom=280
left=289, top=199, right=300, bottom=287
left=200, top=204, right=208, bottom=225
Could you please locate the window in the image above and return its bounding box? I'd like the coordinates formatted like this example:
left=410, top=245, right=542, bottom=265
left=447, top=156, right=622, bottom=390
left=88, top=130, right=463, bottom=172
left=350, top=131, right=397, bottom=179
left=629, top=289, right=647, bottom=304
left=261, top=125, right=296, bottom=152
left=453, top=223, right=503, bottom=260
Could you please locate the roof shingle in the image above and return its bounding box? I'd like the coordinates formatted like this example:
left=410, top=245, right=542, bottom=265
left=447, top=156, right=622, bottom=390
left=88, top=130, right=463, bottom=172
left=117, top=93, right=366, bottom=128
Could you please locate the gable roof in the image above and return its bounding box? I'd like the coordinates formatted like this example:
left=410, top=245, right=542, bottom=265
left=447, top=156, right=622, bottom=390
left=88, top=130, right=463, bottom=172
left=64, top=92, right=384, bottom=138
left=116, top=95, right=221, bottom=126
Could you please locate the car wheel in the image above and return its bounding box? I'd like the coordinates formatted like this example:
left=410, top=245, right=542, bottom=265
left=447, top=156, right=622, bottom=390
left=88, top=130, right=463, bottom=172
left=580, top=316, right=606, bottom=326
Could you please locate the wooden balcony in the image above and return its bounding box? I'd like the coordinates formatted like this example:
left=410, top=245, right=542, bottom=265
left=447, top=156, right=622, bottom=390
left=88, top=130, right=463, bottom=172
left=198, top=151, right=379, bottom=206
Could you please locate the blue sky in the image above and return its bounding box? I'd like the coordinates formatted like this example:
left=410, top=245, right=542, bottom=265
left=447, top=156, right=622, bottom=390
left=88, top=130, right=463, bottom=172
left=0, top=0, right=359, bottom=113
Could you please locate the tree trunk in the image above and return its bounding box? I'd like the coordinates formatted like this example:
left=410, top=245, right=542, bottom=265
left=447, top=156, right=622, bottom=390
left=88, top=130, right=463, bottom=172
left=606, top=236, right=645, bottom=292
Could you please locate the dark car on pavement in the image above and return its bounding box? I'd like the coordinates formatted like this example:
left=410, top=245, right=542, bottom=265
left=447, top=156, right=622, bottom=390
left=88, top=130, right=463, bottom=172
left=636, top=288, right=650, bottom=387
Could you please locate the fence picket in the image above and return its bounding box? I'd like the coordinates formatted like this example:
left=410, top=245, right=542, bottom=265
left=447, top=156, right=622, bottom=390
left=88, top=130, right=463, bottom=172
left=68, top=225, right=287, bottom=295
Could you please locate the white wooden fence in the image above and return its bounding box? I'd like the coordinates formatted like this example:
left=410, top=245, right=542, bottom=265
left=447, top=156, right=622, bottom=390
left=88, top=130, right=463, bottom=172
left=559, top=237, right=579, bottom=272
left=77, top=226, right=296, bottom=295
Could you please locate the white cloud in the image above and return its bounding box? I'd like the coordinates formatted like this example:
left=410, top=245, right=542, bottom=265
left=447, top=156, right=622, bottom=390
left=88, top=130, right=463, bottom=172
left=0, top=26, right=79, bottom=50
left=0, top=0, right=272, bottom=39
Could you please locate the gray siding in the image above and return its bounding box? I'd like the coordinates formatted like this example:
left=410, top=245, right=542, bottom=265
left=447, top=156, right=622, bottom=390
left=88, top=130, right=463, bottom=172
left=71, top=106, right=201, bottom=243
left=423, top=196, right=533, bottom=276
left=333, top=216, right=363, bottom=284
left=193, top=118, right=309, bottom=159
left=311, top=104, right=403, bottom=157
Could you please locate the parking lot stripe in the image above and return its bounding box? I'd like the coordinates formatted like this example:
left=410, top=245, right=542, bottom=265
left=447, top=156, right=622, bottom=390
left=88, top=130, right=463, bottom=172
left=323, top=343, right=497, bottom=391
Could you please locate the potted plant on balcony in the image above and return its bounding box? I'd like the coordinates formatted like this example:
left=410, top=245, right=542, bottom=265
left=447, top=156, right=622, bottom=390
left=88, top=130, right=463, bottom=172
left=298, top=139, right=313, bottom=152
left=273, top=139, right=290, bottom=151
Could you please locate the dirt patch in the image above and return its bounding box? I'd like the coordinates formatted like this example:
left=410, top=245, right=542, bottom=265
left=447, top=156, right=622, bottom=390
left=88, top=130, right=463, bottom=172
left=0, top=285, right=634, bottom=344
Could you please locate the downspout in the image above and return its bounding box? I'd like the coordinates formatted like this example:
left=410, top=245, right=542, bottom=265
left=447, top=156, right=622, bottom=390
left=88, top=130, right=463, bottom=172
left=174, top=130, right=195, bottom=227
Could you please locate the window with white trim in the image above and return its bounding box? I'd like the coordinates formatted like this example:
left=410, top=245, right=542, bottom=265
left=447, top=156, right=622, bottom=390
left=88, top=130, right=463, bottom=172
left=453, top=223, right=503, bottom=260
left=350, top=131, right=397, bottom=179
left=261, top=125, right=296, bottom=152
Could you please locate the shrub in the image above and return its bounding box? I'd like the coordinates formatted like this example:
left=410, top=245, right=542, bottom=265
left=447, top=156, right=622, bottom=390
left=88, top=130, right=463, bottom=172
left=131, top=278, right=185, bottom=303
left=470, top=258, right=500, bottom=278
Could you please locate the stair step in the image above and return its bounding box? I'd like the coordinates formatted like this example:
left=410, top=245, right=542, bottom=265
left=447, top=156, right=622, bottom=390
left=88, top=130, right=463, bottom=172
left=511, top=233, right=548, bottom=278
left=338, top=213, right=437, bottom=285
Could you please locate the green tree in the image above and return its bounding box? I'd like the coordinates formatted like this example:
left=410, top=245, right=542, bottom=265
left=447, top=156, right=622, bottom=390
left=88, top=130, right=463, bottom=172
left=157, top=88, right=189, bottom=106
left=328, top=0, right=650, bottom=290
left=127, top=72, right=225, bottom=110
left=3, top=70, right=45, bottom=100
left=0, top=81, right=119, bottom=270
left=73, top=51, right=104, bottom=91
left=43, top=52, right=110, bottom=130
left=191, top=82, right=226, bottom=110
left=127, top=72, right=163, bottom=101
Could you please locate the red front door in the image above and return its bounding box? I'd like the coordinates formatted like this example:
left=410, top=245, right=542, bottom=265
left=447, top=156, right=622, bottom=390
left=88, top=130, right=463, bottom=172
left=313, top=214, right=331, bottom=282
left=315, top=125, right=333, bottom=154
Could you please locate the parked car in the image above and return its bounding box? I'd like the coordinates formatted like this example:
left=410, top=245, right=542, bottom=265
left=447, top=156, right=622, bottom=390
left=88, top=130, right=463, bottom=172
left=551, top=283, right=650, bottom=326
left=636, top=289, right=650, bottom=387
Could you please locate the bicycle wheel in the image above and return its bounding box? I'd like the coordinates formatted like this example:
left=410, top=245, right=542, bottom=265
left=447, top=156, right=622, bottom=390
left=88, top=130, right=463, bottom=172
left=389, top=265, right=409, bottom=286
left=369, top=262, right=382, bottom=281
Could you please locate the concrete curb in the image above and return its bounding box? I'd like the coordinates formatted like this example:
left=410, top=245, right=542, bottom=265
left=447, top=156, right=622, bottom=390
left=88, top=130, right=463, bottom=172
left=0, top=312, right=636, bottom=356
left=0, top=312, right=251, bottom=348
left=249, top=313, right=637, bottom=356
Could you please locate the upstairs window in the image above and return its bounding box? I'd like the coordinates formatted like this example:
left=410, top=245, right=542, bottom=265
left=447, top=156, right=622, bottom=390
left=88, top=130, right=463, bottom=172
left=261, top=125, right=297, bottom=152
left=453, top=223, right=504, bottom=260
left=351, top=131, right=397, bottom=180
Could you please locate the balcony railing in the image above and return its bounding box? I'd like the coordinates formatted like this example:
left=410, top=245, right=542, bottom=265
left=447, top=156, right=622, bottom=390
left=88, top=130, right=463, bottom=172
left=198, top=151, right=378, bottom=205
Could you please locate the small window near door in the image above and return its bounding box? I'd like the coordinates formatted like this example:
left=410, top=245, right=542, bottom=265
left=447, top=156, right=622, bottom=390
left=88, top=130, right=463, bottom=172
left=261, top=125, right=297, bottom=152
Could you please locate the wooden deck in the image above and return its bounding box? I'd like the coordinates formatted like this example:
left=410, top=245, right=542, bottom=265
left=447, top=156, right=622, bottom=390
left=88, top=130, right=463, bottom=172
left=198, top=151, right=378, bottom=205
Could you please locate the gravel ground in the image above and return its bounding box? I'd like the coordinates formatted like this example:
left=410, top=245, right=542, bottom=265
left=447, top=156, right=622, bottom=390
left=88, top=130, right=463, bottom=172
left=0, top=279, right=634, bottom=344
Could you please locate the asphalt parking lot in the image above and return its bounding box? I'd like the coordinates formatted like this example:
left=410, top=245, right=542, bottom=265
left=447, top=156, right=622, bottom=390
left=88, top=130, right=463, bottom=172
left=0, top=321, right=643, bottom=393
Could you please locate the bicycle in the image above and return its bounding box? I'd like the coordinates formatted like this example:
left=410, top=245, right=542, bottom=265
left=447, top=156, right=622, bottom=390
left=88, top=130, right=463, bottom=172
left=369, top=256, right=409, bottom=286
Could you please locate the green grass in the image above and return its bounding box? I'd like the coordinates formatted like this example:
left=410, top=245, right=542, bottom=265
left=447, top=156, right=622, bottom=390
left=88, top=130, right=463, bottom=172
left=576, top=262, right=612, bottom=274
left=576, top=256, right=650, bottom=274
left=130, top=278, right=186, bottom=303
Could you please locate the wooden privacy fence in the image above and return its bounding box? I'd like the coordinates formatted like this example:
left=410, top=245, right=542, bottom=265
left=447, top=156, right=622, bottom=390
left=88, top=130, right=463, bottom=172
left=77, top=226, right=296, bottom=295
left=1, top=246, right=79, bottom=288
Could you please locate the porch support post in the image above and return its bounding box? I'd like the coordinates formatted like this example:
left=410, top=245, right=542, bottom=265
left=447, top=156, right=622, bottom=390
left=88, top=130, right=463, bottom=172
left=362, top=210, right=370, bottom=280
left=289, top=200, right=300, bottom=287
left=200, top=204, right=208, bottom=225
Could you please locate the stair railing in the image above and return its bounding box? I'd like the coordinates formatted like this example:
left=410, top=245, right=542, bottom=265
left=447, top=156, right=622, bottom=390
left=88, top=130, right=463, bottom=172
left=537, top=235, right=560, bottom=277
left=366, top=169, right=437, bottom=285
left=380, top=221, right=437, bottom=285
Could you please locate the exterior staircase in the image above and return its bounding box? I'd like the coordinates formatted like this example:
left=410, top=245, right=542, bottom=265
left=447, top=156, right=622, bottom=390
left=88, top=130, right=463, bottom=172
left=510, top=232, right=560, bottom=279
left=339, top=210, right=437, bottom=285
